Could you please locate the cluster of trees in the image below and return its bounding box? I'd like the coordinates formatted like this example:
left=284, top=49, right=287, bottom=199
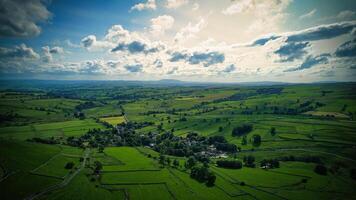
left=66, top=122, right=153, bottom=148
left=314, top=164, right=327, bottom=175
left=27, top=137, right=59, bottom=145
left=65, top=162, right=75, bottom=169
left=260, top=159, right=279, bottom=168
left=232, top=124, right=253, bottom=137
left=154, top=132, right=238, bottom=157
left=277, top=155, right=321, bottom=164
left=216, top=160, right=242, bottom=169
left=243, top=155, right=256, bottom=167
left=190, top=166, right=216, bottom=187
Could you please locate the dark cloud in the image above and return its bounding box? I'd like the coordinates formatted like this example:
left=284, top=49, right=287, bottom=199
left=335, top=39, right=356, bottom=57
left=81, top=35, right=96, bottom=48
left=169, top=52, right=187, bottom=62
left=275, top=42, right=310, bottom=62
left=153, top=59, right=163, bottom=68
left=169, top=51, right=225, bottom=67
left=0, top=44, right=39, bottom=59
left=285, top=54, right=330, bottom=72
left=250, top=21, right=356, bottom=46
left=0, top=0, right=51, bottom=38
left=124, top=64, right=143, bottom=72
left=286, top=21, right=356, bottom=42
left=250, top=35, right=281, bottom=46
left=111, top=41, right=159, bottom=54
left=222, top=64, right=236, bottom=73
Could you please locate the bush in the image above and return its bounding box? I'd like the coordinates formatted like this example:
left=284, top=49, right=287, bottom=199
left=65, top=162, right=75, bottom=169
left=351, top=168, right=356, bottom=180
left=314, top=164, right=327, bottom=175
left=252, top=134, right=261, bottom=147
left=190, top=166, right=216, bottom=186
left=260, top=159, right=279, bottom=168
left=232, top=124, right=253, bottom=137
left=216, top=160, right=242, bottom=169
left=243, top=155, right=255, bottom=168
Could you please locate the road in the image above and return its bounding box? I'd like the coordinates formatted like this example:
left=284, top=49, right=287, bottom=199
left=24, top=148, right=90, bottom=200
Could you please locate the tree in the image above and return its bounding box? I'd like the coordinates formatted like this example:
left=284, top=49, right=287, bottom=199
left=216, top=160, right=242, bottom=169
left=98, top=146, right=104, bottom=153
left=159, top=154, right=166, bottom=165
left=232, top=124, right=253, bottom=137
left=270, top=127, right=276, bottom=136
left=65, top=162, right=74, bottom=169
left=185, top=156, right=196, bottom=169
left=218, top=126, right=223, bottom=132
left=173, top=159, right=179, bottom=168
left=243, top=155, right=255, bottom=167
left=252, top=134, right=261, bottom=147
left=314, top=164, right=327, bottom=175
left=166, top=157, right=171, bottom=166
left=206, top=173, right=216, bottom=187
left=241, top=136, right=247, bottom=145
left=94, top=161, right=102, bottom=174
left=351, top=168, right=356, bottom=180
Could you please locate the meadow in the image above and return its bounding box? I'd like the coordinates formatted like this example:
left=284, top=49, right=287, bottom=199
left=0, top=81, right=355, bottom=200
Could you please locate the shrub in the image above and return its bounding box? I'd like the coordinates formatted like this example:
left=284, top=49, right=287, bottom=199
left=314, top=164, right=327, bottom=175
left=232, top=124, right=253, bottom=137
left=216, top=160, right=242, bottom=169
left=65, top=162, right=74, bottom=169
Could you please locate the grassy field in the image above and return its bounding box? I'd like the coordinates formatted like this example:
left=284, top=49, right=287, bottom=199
left=99, top=116, right=126, bottom=126
left=0, top=82, right=355, bottom=199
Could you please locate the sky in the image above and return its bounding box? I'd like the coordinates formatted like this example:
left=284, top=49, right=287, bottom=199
left=0, top=0, right=355, bottom=83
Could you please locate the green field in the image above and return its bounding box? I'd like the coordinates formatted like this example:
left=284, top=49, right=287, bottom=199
left=99, top=116, right=126, bottom=126
left=0, top=82, right=356, bottom=200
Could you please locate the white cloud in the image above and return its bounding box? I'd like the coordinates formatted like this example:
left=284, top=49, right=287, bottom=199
left=222, top=0, right=254, bottom=15
left=130, top=0, right=156, bottom=12
left=150, top=15, right=175, bottom=36
left=174, top=17, right=207, bottom=44
left=222, top=0, right=292, bottom=36
left=42, top=46, right=64, bottom=63
left=165, top=0, right=188, bottom=9
left=192, top=3, right=199, bottom=11
left=299, top=9, right=317, bottom=19
left=336, top=10, right=355, bottom=20
left=0, top=44, right=39, bottom=60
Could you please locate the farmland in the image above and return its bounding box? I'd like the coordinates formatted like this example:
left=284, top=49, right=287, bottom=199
left=0, top=80, right=356, bottom=200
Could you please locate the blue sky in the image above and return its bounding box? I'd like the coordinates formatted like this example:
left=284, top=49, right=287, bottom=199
left=0, top=0, right=355, bottom=82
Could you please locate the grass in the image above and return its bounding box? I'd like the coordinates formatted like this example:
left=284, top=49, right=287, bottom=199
left=99, top=116, right=126, bottom=126
left=1, top=83, right=356, bottom=200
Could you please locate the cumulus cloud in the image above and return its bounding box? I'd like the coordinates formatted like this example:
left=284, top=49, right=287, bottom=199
left=192, top=3, right=199, bottom=11
left=335, top=39, right=356, bottom=57
left=169, top=50, right=225, bottom=67
left=250, top=21, right=356, bottom=46
left=165, top=0, right=188, bottom=9
left=222, top=64, right=236, bottom=73
left=42, top=46, right=64, bottom=62
left=174, top=18, right=207, bottom=43
left=153, top=59, right=163, bottom=68
left=0, top=0, right=51, bottom=38
left=274, top=41, right=310, bottom=62
left=130, top=0, right=156, bottom=11
left=222, top=0, right=254, bottom=15
left=299, top=9, right=317, bottom=19
left=285, top=54, right=330, bottom=72
left=0, top=44, right=39, bottom=59
left=111, top=41, right=161, bottom=54
left=150, top=15, right=175, bottom=36
left=81, top=25, right=163, bottom=54
left=124, top=63, right=143, bottom=72
left=335, top=10, right=356, bottom=20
